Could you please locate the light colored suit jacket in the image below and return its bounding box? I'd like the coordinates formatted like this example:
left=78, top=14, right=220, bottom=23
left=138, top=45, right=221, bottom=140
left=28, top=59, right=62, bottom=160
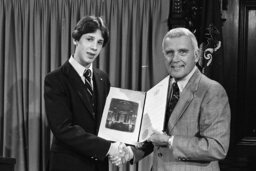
left=133, top=68, right=231, bottom=171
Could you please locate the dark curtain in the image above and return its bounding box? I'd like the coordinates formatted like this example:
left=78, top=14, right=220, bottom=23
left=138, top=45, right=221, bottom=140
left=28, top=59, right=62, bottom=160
left=0, top=0, right=170, bottom=170
left=196, top=0, right=224, bottom=83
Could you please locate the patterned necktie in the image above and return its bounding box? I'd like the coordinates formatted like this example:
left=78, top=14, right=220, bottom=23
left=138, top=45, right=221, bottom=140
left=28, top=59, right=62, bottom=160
left=83, top=69, right=93, bottom=97
left=164, top=81, right=180, bottom=130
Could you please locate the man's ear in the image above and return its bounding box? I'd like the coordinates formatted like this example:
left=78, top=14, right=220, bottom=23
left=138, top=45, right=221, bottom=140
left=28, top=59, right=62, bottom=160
left=73, top=39, right=77, bottom=45
left=194, top=49, right=200, bottom=63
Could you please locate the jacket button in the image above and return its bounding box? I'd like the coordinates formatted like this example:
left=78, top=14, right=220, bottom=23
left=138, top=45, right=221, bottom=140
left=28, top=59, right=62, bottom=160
left=158, top=153, right=162, bottom=157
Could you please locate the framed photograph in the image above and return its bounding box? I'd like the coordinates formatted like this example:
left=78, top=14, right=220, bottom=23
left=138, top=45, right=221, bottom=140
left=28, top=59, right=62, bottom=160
left=98, top=76, right=169, bottom=145
left=105, top=98, right=139, bottom=133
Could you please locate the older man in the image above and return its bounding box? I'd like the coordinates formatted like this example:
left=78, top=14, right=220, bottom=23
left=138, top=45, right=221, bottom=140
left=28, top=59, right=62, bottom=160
left=114, top=27, right=231, bottom=171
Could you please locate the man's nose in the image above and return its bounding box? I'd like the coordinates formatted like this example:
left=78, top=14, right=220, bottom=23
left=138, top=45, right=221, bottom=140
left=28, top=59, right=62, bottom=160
left=91, top=41, right=97, bottom=50
left=172, top=52, right=179, bottom=61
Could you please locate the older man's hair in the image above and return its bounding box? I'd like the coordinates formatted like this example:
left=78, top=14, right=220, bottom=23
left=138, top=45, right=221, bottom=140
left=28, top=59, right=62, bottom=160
left=162, top=27, right=199, bottom=52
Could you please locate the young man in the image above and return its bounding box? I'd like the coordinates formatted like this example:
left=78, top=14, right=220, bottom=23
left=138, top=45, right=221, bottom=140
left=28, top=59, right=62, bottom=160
left=44, top=16, right=123, bottom=171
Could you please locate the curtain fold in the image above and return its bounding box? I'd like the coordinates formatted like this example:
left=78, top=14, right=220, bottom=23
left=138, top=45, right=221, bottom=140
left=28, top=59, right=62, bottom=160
left=0, top=0, right=170, bottom=170
left=0, top=0, right=4, bottom=156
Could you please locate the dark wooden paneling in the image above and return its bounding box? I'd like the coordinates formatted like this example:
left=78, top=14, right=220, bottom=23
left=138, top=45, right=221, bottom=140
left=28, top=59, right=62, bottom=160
left=237, top=0, right=256, bottom=138
left=0, top=157, right=16, bottom=171
left=221, top=0, right=256, bottom=170
left=245, top=9, right=256, bottom=136
left=222, top=0, right=240, bottom=146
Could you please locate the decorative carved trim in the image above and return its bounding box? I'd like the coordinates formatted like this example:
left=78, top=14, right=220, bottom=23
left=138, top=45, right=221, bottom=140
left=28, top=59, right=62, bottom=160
left=168, top=0, right=227, bottom=30
left=168, top=0, right=226, bottom=74
left=168, top=0, right=201, bottom=31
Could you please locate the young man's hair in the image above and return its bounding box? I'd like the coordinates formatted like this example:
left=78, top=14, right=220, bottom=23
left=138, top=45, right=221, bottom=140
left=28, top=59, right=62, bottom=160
left=72, top=16, right=109, bottom=47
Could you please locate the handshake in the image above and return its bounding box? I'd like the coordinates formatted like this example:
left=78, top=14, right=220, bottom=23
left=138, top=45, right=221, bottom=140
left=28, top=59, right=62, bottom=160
left=108, top=142, right=134, bottom=166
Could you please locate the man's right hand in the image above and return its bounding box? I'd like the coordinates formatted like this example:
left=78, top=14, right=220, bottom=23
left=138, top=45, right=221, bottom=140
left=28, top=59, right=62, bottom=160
left=108, top=143, right=134, bottom=166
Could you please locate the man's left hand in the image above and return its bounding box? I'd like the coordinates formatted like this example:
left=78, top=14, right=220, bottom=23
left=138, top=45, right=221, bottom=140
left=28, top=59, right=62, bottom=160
left=147, top=130, right=170, bottom=147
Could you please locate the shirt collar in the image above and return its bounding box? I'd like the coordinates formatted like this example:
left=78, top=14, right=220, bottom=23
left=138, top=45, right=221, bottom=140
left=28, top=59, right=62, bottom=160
left=172, top=66, right=197, bottom=92
left=69, top=55, right=93, bottom=79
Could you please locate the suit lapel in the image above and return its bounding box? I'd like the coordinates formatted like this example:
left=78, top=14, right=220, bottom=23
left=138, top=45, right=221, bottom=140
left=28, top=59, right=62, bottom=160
left=93, top=69, right=106, bottom=125
left=168, top=68, right=202, bottom=132
left=62, top=61, right=95, bottom=118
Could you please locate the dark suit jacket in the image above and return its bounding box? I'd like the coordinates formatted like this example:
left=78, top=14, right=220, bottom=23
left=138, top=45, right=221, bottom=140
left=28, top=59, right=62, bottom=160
left=133, top=68, right=231, bottom=171
left=44, top=61, right=111, bottom=171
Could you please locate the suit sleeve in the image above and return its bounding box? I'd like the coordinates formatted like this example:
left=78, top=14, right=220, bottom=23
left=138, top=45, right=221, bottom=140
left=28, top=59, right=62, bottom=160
left=172, top=83, right=231, bottom=161
left=131, top=141, right=154, bottom=163
left=44, top=73, right=111, bottom=161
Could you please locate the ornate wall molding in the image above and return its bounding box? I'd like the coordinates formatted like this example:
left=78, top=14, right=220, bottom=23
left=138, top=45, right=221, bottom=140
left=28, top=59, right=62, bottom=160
left=168, top=0, right=201, bottom=31
left=168, top=0, right=227, bottom=75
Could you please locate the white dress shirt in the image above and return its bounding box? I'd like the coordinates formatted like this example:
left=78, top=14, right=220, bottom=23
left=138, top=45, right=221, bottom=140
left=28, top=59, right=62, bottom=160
left=69, top=56, right=94, bottom=89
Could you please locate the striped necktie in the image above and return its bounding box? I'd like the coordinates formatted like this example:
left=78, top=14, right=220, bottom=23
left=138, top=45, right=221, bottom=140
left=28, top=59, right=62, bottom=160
left=164, top=81, right=180, bottom=130
left=83, top=69, right=93, bottom=97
